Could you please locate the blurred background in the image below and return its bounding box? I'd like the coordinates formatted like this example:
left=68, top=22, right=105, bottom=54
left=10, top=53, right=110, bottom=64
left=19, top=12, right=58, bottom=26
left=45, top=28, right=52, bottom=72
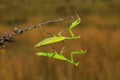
left=0, top=0, right=120, bottom=80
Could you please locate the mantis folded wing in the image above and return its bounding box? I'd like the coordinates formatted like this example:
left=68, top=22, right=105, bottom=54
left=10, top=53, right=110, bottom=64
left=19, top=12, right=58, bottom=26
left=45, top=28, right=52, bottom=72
left=36, top=51, right=68, bottom=61
left=35, top=36, right=66, bottom=47
left=35, top=35, right=80, bottom=47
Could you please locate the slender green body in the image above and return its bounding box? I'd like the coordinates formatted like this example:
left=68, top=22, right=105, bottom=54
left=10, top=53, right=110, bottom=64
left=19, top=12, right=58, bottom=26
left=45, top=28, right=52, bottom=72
left=35, top=35, right=80, bottom=47
left=36, top=50, right=86, bottom=66
left=35, top=36, right=65, bottom=47
left=36, top=52, right=68, bottom=61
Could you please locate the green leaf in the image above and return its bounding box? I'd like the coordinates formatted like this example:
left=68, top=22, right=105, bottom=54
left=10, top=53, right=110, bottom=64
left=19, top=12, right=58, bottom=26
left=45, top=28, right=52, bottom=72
left=35, top=36, right=66, bottom=47
left=69, top=18, right=81, bottom=29
left=36, top=52, right=68, bottom=61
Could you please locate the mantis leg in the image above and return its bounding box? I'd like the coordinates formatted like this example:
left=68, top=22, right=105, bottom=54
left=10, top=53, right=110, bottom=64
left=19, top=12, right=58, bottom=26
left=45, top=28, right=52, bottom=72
left=40, top=29, right=45, bottom=38
left=70, top=52, right=74, bottom=63
left=44, top=31, right=55, bottom=36
left=69, top=29, right=75, bottom=37
left=46, top=44, right=57, bottom=58
left=39, top=30, right=50, bottom=52
left=49, top=44, right=57, bottom=52
left=58, top=30, right=64, bottom=36
left=60, top=41, right=66, bottom=55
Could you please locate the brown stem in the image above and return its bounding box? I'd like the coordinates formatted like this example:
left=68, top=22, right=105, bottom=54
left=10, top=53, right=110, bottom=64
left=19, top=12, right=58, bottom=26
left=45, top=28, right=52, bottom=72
left=0, top=16, right=75, bottom=49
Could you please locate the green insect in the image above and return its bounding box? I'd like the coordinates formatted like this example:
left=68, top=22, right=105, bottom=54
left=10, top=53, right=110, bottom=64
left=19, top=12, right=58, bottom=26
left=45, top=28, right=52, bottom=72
left=35, top=35, right=80, bottom=47
left=35, top=18, right=81, bottom=48
left=69, top=17, right=81, bottom=37
left=35, top=35, right=66, bottom=47
left=36, top=50, right=86, bottom=66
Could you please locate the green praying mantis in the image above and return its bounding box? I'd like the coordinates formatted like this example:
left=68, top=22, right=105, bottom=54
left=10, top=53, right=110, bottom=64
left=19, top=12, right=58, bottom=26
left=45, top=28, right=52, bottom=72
left=35, top=17, right=86, bottom=66
left=35, top=18, right=81, bottom=47
left=36, top=50, right=86, bottom=66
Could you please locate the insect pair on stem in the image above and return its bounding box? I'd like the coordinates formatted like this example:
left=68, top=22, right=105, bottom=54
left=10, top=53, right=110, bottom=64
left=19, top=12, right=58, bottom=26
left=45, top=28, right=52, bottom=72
left=35, top=17, right=86, bottom=66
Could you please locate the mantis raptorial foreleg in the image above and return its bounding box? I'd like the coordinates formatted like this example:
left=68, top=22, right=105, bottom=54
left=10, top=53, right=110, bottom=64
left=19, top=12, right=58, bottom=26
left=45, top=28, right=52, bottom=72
left=68, top=17, right=81, bottom=37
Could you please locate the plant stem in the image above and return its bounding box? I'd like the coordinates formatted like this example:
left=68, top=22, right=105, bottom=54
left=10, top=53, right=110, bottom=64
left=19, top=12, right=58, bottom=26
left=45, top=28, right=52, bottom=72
left=0, top=16, right=75, bottom=49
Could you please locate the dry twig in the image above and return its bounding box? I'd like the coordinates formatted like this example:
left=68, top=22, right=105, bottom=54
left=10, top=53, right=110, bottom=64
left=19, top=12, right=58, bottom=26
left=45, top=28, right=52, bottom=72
left=0, top=16, right=74, bottom=49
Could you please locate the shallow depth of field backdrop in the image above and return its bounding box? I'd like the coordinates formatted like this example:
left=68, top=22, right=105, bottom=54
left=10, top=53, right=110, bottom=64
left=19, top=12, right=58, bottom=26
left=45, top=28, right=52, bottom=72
left=0, top=0, right=120, bottom=80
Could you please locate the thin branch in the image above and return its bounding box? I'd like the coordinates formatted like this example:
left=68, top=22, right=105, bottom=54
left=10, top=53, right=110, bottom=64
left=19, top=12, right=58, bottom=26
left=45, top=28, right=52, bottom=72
left=0, top=16, right=75, bottom=49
